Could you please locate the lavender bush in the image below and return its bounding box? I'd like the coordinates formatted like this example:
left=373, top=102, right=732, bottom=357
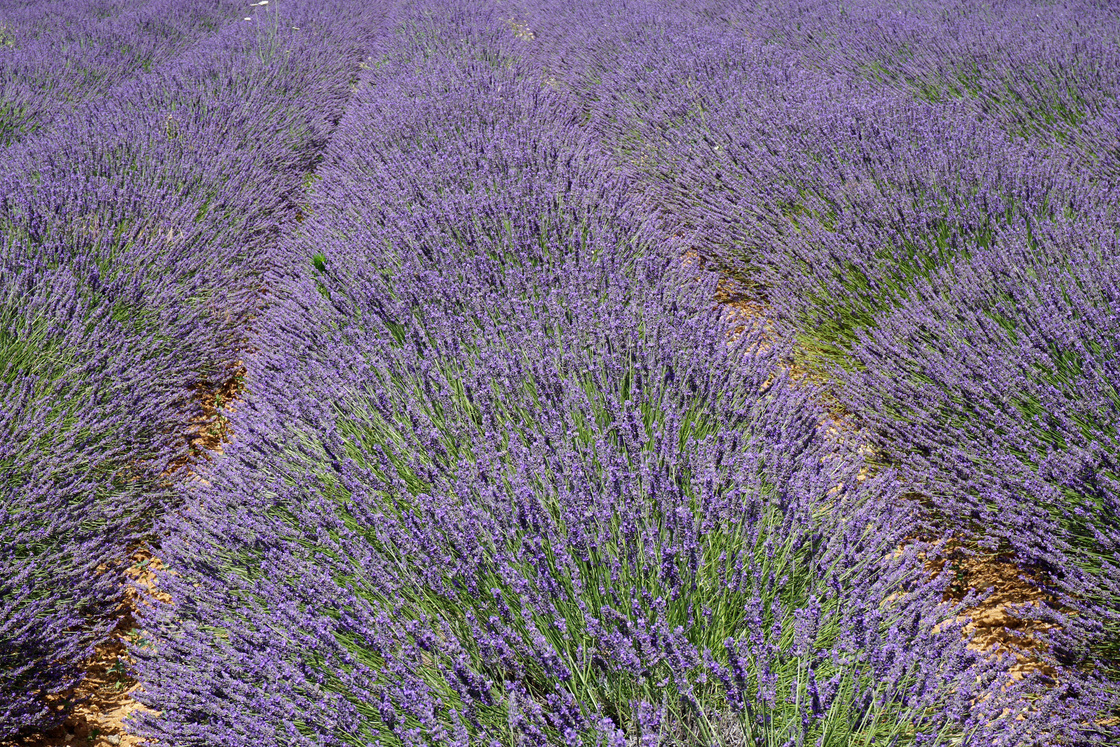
left=834, top=217, right=1120, bottom=687
left=0, top=264, right=184, bottom=736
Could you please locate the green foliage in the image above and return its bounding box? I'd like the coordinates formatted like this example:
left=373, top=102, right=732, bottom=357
left=0, top=305, right=66, bottom=386
left=0, top=101, right=32, bottom=147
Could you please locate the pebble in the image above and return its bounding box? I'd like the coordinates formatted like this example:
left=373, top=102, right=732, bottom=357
left=106, top=736, right=121, bottom=745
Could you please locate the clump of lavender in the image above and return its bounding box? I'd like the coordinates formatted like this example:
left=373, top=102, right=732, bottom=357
left=0, top=264, right=182, bottom=737
left=130, top=6, right=1055, bottom=744
left=1, top=0, right=391, bottom=737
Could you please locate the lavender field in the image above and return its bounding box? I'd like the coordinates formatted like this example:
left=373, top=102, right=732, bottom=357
left=1, top=0, right=1118, bottom=745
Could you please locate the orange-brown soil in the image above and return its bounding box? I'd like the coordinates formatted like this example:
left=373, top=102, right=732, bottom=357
left=168, top=366, right=244, bottom=474
left=933, top=544, right=1060, bottom=682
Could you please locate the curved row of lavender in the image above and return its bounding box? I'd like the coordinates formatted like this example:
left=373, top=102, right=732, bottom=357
left=0, top=0, right=387, bottom=737
left=129, top=3, right=1101, bottom=744
left=509, top=0, right=1117, bottom=357
left=0, top=0, right=252, bottom=147
left=756, top=0, right=1120, bottom=691
left=744, top=0, right=1120, bottom=178
left=836, top=195, right=1120, bottom=672
left=507, top=0, right=1120, bottom=726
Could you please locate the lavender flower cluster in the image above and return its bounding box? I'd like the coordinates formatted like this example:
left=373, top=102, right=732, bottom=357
left=1, top=0, right=386, bottom=737
left=128, top=2, right=1113, bottom=744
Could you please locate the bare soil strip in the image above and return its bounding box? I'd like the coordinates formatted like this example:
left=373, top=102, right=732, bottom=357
left=935, top=543, right=1060, bottom=683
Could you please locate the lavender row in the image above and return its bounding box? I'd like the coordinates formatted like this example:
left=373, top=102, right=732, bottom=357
left=0, top=260, right=189, bottom=737
left=0, top=1, right=387, bottom=737
left=834, top=212, right=1120, bottom=683
left=510, top=0, right=1120, bottom=722
left=0, top=0, right=251, bottom=148
left=517, top=0, right=1120, bottom=175
left=0, top=0, right=144, bottom=44
left=129, top=5, right=1096, bottom=744
left=741, top=0, right=1120, bottom=173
